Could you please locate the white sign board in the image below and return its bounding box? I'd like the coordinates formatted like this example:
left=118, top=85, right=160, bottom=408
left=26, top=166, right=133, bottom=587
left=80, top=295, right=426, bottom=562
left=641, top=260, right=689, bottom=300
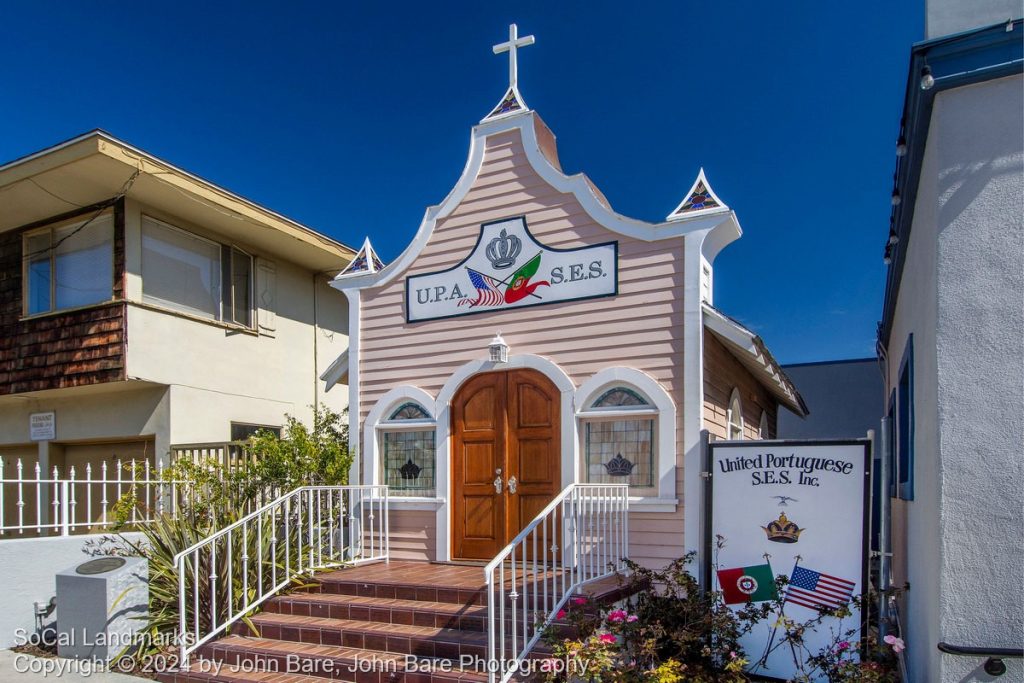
left=709, top=441, right=869, bottom=681
left=30, top=412, right=56, bottom=441
left=405, top=216, right=617, bottom=322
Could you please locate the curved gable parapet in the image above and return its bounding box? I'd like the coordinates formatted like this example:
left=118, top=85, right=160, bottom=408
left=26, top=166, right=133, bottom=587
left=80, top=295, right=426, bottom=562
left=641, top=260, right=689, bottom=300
left=331, top=111, right=741, bottom=292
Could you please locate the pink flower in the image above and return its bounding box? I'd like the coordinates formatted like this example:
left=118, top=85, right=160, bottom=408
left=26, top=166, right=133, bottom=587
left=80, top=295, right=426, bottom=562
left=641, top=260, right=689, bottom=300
left=626, top=615, right=638, bottom=623
left=598, top=633, right=617, bottom=645
left=607, top=609, right=628, bottom=623
left=836, top=640, right=851, bottom=652
left=884, top=634, right=905, bottom=653
left=729, top=651, right=737, bottom=659
left=556, top=609, right=566, bottom=620
left=572, top=597, right=587, bottom=606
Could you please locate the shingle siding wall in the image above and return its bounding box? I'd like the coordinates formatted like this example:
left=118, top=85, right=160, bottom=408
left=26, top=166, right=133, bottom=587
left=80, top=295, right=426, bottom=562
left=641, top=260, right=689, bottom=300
left=0, top=201, right=127, bottom=395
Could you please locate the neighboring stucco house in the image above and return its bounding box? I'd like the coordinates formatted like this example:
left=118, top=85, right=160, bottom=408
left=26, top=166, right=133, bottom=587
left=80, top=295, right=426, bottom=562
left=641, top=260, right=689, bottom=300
left=878, top=4, right=1023, bottom=681
left=0, top=131, right=354, bottom=513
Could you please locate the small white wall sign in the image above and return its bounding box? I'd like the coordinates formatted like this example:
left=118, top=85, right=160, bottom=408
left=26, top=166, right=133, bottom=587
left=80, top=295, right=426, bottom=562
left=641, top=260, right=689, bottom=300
left=30, top=412, right=56, bottom=441
left=405, top=216, right=617, bottom=322
left=708, top=440, right=869, bottom=681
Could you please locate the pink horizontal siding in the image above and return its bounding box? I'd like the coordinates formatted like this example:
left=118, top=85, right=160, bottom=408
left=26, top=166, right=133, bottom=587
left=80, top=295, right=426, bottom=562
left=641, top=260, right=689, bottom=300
left=359, top=128, right=687, bottom=568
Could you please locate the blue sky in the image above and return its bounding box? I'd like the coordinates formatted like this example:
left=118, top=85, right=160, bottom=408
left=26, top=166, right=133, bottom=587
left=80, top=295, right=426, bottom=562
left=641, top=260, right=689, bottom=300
left=0, top=1, right=922, bottom=363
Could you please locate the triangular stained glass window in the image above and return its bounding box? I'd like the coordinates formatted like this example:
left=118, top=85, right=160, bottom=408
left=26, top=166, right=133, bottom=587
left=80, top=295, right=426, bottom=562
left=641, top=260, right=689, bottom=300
left=675, top=181, right=721, bottom=214
left=487, top=89, right=523, bottom=119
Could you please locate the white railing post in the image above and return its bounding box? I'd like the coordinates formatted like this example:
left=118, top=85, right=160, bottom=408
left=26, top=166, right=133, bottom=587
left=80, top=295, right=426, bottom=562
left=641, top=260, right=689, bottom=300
left=60, top=480, right=70, bottom=536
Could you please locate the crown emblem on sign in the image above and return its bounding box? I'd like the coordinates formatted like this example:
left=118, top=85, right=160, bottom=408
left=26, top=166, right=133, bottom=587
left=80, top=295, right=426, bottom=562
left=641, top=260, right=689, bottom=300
left=604, top=453, right=635, bottom=477
left=486, top=228, right=522, bottom=269
left=762, top=511, right=804, bottom=544
left=399, top=458, right=422, bottom=480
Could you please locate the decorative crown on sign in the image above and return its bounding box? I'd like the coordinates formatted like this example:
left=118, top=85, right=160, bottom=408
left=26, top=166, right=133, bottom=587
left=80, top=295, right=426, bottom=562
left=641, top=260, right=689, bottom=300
left=762, top=511, right=804, bottom=544
left=486, top=228, right=522, bottom=269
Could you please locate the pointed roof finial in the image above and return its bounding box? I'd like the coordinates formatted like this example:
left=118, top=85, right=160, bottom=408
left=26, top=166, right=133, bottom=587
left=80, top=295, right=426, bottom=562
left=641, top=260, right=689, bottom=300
left=335, top=237, right=385, bottom=279
left=667, top=168, right=730, bottom=220
left=483, top=24, right=535, bottom=122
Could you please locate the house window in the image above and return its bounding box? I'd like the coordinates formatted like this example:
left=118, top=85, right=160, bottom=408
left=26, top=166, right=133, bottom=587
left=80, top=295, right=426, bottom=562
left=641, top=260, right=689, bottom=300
left=896, top=339, right=914, bottom=500
left=230, top=423, right=282, bottom=441
left=141, top=216, right=254, bottom=327
left=379, top=402, right=435, bottom=497
left=580, top=387, right=657, bottom=487
left=23, top=210, right=114, bottom=315
left=727, top=388, right=744, bottom=440
left=759, top=410, right=769, bottom=439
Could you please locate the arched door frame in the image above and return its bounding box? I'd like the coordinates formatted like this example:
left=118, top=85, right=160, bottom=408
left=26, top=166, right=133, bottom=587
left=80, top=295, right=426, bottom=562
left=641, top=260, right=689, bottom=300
left=434, top=354, right=576, bottom=562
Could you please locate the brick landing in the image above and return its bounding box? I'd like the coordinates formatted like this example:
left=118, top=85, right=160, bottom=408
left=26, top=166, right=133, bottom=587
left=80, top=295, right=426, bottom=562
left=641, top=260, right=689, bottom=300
left=159, top=561, right=629, bottom=683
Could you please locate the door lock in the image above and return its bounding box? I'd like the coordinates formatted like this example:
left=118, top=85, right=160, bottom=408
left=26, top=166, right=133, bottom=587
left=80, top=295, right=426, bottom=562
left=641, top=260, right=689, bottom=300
left=494, top=468, right=503, bottom=494
left=507, top=475, right=518, bottom=494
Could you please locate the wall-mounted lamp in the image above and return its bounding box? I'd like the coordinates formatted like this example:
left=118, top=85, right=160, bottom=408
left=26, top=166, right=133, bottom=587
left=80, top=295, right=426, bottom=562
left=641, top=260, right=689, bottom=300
left=488, top=332, right=509, bottom=363
left=920, top=65, right=935, bottom=90
left=891, top=190, right=902, bottom=206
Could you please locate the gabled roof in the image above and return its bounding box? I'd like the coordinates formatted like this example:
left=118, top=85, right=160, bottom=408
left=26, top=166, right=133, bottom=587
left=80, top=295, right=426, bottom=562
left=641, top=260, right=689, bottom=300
left=0, top=130, right=356, bottom=272
left=703, top=304, right=809, bottom=417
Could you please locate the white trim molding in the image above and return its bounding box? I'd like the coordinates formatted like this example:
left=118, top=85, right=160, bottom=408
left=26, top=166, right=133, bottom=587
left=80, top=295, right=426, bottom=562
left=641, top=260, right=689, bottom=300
left=575, top=367, right=677, bottom=504
left=328, top=112, right=741, bottom=294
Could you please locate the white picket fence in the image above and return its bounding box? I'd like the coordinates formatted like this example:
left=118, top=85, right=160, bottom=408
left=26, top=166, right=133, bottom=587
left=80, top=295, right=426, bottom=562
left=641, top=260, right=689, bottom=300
left=0, top=457, right=180, bottom=537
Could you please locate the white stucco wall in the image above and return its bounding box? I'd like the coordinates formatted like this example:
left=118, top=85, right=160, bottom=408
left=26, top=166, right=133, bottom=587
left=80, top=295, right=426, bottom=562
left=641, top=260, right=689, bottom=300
left=0, top=533, right=144, bottom=648
left=889, top=74, right=1024, bottom=682
left=122, top=199, right=349, bottom=439
left=932, top=75, right=1024, bottom=682
left=926, top=0, right=1021, bottom=38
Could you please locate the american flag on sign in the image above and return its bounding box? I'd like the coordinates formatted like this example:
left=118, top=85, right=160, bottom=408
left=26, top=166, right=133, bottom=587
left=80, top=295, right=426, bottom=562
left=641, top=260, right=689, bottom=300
left=785, top=566, right=856, bottom=611
left=459, top=268, right=505, bottom=308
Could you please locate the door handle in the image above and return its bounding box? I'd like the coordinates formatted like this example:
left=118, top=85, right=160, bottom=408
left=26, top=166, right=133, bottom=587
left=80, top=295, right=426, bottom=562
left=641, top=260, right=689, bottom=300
left=507, top=475, right=517, bottom=494
left=494, top=468, right=503, bottom=494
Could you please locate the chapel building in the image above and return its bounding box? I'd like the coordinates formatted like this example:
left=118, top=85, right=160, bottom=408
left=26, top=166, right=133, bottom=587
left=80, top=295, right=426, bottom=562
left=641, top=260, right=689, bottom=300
left=331, top=31, right=807, bottom=569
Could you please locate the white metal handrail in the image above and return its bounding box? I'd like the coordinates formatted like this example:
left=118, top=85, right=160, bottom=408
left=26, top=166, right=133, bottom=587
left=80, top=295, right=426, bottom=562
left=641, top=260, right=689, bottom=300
left=175, top=484, right=389, bottom=664
left=484, top=483, right=629, bottom=682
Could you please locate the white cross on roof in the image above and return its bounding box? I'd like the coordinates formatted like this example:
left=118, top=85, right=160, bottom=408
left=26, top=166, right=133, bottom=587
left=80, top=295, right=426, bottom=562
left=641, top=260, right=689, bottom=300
left=492, top=23, right=535, bottom=94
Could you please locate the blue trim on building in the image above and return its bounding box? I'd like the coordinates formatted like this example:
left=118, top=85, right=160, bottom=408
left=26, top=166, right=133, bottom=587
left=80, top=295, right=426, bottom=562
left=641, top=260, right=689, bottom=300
left=879, top=19, right=1023, bottom=344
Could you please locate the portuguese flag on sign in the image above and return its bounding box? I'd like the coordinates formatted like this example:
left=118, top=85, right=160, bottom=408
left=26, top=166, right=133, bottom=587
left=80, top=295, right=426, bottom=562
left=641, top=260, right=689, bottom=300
left=504, top=253, right=550, bottom=304
left=717, top=563, right=778, bottom=604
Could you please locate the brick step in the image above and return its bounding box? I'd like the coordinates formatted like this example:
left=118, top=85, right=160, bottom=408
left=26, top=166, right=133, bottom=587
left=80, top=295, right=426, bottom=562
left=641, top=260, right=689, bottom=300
left=160, top=666, right=334, bottom=683
left=197, top=635, right=491, bottom=682
left=265, top=593, right=488, bottom=630
left=308, top=570, right=487, bottom=606
left=233, top=612, right=554, bottom=659
left=264, top=592, right=563, bottom=633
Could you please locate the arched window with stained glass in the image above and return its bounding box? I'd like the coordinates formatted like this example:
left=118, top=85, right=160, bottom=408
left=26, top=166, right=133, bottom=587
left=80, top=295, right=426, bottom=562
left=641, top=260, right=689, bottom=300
left=579, top=385, right=658, bottom=489
left=378, top=402, right=435, bottom=497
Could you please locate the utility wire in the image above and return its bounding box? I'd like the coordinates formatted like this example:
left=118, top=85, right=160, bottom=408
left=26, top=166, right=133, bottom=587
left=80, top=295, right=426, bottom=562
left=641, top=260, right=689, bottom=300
left=22, top=169, right=140, bottom=260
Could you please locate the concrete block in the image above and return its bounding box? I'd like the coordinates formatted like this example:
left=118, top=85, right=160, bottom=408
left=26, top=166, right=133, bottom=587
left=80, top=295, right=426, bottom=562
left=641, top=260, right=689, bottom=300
left=55, top=556, right=148, bottom=661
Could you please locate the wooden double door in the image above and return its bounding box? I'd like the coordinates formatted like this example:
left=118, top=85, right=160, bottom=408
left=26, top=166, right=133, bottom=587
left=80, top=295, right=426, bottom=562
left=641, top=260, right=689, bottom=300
left=451, top=369, right=561, bottom=561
